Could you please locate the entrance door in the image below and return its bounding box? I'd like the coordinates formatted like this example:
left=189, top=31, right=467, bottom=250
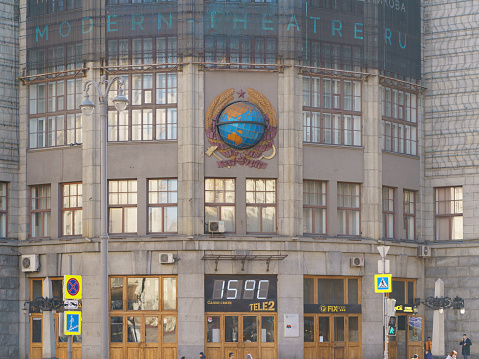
left=407, top=316, right=424, bottom=359
left=206, top=313, right=277, bottom=359
left=304, top=314, right=361, bottom=359
left=110, top=315, right=177, bottom=359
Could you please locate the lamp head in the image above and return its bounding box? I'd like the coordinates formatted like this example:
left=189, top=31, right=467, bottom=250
left=460, top=308, right=465, bottom=315
left=439, top=307, right=444, bottom=314
left=113, top=87, right=129, bottom=112
left=80, top=93, right=95, bottom=116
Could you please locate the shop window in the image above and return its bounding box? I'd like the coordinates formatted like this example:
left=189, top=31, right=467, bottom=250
left=304, top=276, right=360, bottom=305
left=109, top=275, right=178, bottom=347
left=30, top=185, right=51, bottom=238
left=403, top=190, right=416, bottom=240
left=205, top=178, right=236, bottom=233
left=29, top=79, right=83, bottom=149
left=303, top=180, right=327, bottom=235
left=382, top=187, right=395, bottom=239
left=382, top=87, right=418, bottom=156
left=435, top=187, right=463, bottom=240
left=0, top=182, right=7, bottom=237
left=61, top=182, right=82, bottom=236
left=108, top=180, right=137, bottom=234
left=303, top=76, right=361, bottom=146
left=246, top=179, right=276, bottom=233
left=108, top=73, right=177, bottom=142
left=337, top=183, right=360, bottom=236
left=148, top=179, right=178, bottom=233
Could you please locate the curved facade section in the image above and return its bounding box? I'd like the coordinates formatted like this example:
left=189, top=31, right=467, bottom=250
left=13, top=1, right=436, bottom=359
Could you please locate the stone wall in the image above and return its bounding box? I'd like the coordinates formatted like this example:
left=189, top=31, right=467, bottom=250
left=425, top=245, right=479, bottom=358
left=0, top=246, right=19, bottom=359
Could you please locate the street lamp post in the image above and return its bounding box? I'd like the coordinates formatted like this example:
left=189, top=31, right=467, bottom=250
left=80, top=75, right=128, bottom=359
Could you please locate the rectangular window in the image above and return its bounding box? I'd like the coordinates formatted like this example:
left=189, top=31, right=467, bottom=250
left=382, top=187, right=394, bottom=239
left=403, top=190, right=416, bottom=240
left=246, top=179, right=276, bottom=233
left=337, top=183, right=360, bottom=236
left=382, top=87, right=418, bottom=155
left=303, top=180, right=327, bottom=235
left=108, top=73, right=177, bottom=142
left=390, top=279, right=416, bottom=305
left=61, top=183, right=82, bottom=236
left=435, top=187, right=463, bottom=241
left=0, top=183, right=7, bottom=237
left=30, top=185, right=51, bottom=238
left=204, top=36, right=277, bottom=68
left=303, top=76, right=361, bottom=146
left=109, top=180, right=137, bottom=234
left=148, top=179, right=178, bottom=233
left=205, top=178, right=236, bottom=233
left=29, top=79, right=82, bottom=149
left=304, top=276, right=361, bottom=305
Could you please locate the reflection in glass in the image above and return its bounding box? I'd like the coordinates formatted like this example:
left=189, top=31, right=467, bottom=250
left=261, top=316, right=274, bottom=343
left=349, top=317, right=359, bottom=342
left=127, top=316, right=141, bottom=343
left=225, top=316, right=238, bottom=342
left=243, top=316, right=257, bottom=343
left=318, top=278, right=344, bottom=304
left=163, top=316, right=177, bottom=343
left=319, top=317, right=330, bottom=342
left=408, top=316, right=422, bottom=342
left=110, top=277, right=123, bottom=310
left=391, top=280, right=405, bottom=303
left=163, top=277, right=176, bottom=310
left=207, top=316, right=221, bottom=343
left=304, top=316, right=314, bottom=342
left=334, top=317, right=344, bottom=342
left=127, top=277, right=159, bottom=310
left=32, top=318, right=42, bottom=343
left=110, top=316, right=123, bottom=343
left=145, top=316, right=158, bottom=343
left=408, top=281, right=414, bottom=304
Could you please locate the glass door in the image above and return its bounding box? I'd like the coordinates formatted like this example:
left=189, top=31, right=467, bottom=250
left=333, top=316, right=346, bottom=359
left=407, top=316, right=424, bottom=359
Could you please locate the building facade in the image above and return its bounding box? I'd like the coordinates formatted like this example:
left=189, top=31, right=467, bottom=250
left=0, top=0, right=477, bottom=358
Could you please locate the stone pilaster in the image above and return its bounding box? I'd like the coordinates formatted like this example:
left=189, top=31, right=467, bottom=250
left=361, top=71, right=382, bottom=240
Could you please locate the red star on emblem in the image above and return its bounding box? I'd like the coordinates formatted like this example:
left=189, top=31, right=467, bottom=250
left=236, top=89, right=246, bottom=98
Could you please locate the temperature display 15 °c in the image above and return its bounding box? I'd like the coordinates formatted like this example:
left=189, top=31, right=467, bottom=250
left=212, top=279, right=270, bottom=300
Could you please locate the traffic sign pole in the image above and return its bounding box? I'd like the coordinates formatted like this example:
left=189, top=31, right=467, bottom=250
left=68, top=256, right=72, bottom=359
left=378, top=246, right=390, bottom=359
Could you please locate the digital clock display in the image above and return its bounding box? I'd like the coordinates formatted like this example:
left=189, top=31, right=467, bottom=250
left=205, top=275, right=277, bottom=312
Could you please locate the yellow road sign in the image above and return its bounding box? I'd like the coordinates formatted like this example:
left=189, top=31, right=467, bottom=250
left=64, top=275, right=82, bottom=300
left=374, top=274, right=392, bottom=293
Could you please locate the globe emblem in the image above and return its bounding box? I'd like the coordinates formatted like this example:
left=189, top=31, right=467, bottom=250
left=216, top=101, right=267, bottom=150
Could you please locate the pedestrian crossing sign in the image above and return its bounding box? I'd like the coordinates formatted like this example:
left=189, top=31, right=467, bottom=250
left=374, top=274, right=392, bottom=293
left=64, top=311, right=81, bottom=335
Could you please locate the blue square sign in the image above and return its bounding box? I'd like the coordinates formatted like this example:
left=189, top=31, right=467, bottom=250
left=374, top=274, right=392, bottom=293
left=64, top=311, right=81, bottom=335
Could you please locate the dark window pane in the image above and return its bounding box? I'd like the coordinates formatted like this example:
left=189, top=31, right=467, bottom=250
left=304, top=278, right=314, bottom=304
left=111, top=317, right=123, bottom=343
left=32, top=318, right=42, bottom=343
left=390, top=280, right=405, bottom=303
left=304, top=316, right=314, bottom=342
left=318, top=278, right=344, bottom=304
left=348, top=278, right=358, bottom=304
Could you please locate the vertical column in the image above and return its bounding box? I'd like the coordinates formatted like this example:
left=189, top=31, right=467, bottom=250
left=361, top=71, right=382, bottom=240
left=42, top=277, right=57, bottom=359
left=277, top=64, right=303, bottom=237
left=432, top=278, right=445, bottom=356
